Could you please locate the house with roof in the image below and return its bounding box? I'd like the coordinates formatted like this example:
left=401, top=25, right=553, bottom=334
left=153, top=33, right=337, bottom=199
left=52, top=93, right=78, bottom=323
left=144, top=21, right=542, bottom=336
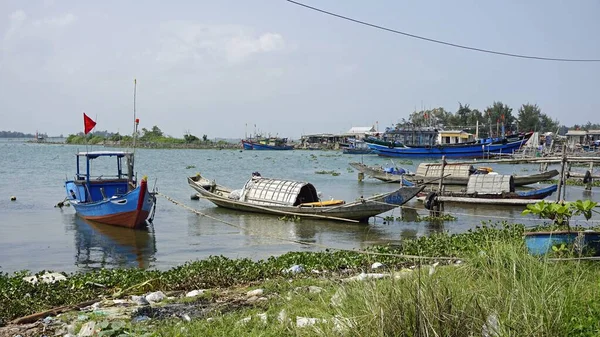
left=565, top=130, right=589, bottom=149
left=343, top=126, right=377, bottom=139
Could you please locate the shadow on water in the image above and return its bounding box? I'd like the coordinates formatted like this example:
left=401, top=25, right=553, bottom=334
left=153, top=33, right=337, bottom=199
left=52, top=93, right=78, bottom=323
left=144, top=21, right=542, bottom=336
left=65, top=214, right=157, bottom=270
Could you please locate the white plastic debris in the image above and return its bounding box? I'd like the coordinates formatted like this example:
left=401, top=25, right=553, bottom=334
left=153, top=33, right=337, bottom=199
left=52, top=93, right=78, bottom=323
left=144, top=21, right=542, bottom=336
left=23, top=272, right=67, bottom=285
left=246, top=288, right=264, bottom=297
left=145, top=291, right=167, bottom=303
left=256, top=313, right=268, bottom=324
left=131, top=295, right=149, bottom=306
left=185, top=289, right=205, bottom=298
left=371, top=262, right=385, bottom=270
left=428, top=262, right=440, bottom=276
left=284, top=264, right=304, bottom=274
left=78, top=321, right=96, bottom=337
left=237, top=316, right=252, bottom=326
left=296, top=316, right=326, bottom=328
left=182, top=314, right=191, bottom=322
left=344, top=272, right=389, bottom=282
left=308, top=286, right=324, bottom=294
left=330, top=288, right=346, bottom=307
left=278, top=309, right=289, bottom=324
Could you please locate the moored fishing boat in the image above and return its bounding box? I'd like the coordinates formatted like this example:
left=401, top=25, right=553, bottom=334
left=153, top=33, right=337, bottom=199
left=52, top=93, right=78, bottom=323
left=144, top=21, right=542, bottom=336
left=402, top=163, right=558, bottom=187
left=188, top=173, right=423, bottom=223
left=242, top=136, right=293, bottom=150
left=366, top=132, right=533, bottom=158
left=65, top=151, right=156, bottom=228
left=64, top=80, right=156, bottom=229
left=421, top=175, right=557, bottom=208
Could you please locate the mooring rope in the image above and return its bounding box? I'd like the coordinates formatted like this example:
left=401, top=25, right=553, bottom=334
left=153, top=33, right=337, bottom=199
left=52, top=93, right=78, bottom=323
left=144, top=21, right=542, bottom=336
left=156, top=192, right=457, bottom=261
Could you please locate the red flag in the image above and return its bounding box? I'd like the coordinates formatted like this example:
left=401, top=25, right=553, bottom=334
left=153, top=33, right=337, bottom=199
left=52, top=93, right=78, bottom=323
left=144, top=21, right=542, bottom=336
left=83, top=113, right=96, bottom=134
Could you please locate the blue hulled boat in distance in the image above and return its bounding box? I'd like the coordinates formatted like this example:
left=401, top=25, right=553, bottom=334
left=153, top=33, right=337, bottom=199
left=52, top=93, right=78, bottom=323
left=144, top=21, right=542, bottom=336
left=65, top=151, right=156, bottom=229
left=365, top=132, right=532, bottom=158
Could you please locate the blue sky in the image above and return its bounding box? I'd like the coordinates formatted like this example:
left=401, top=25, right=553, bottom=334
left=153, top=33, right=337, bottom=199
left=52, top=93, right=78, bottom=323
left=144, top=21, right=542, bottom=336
left=1, top=0, right=599, bottom=138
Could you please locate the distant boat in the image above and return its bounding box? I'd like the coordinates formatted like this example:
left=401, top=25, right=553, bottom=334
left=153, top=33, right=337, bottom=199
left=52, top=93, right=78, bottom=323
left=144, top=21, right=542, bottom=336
left=365, top=132, right=533, bottom=158
left=188, top=173, right=423, bottom=223
left=242, top=136, right=293, bottom=150
left=65, top=151, right=156, bottom=229
left=342, top=139, right=374, bottom=154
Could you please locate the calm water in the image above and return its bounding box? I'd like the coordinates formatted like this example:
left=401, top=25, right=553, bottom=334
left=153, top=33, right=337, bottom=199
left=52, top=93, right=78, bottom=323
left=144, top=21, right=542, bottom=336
left=0, top=140, right=598, bottom=273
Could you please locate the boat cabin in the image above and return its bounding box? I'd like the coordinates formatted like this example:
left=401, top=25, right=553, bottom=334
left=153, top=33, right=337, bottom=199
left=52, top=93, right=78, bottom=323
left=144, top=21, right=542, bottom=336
left=66, top=151, right=135, bottom=203
left=467, top=175, right=515, bottom=194
left=437, top=130, right=475, bottom=144
left=238, top=177, right=320, bottom=206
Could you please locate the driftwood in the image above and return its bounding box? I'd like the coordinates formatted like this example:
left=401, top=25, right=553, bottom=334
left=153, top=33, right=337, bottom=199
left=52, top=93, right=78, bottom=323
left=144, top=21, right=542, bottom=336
left=10, top=299, right=99, bottom=325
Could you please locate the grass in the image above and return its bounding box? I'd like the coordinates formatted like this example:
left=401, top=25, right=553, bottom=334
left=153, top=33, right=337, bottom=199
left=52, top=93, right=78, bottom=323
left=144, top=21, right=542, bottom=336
left=150, top=242, right=600, bottom=336
left=3, top=223, right=600, bottom=335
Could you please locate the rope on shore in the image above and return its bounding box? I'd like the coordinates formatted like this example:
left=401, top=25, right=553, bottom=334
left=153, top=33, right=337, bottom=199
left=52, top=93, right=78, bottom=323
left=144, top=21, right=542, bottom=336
left=156, top=192, right=457, bottom=261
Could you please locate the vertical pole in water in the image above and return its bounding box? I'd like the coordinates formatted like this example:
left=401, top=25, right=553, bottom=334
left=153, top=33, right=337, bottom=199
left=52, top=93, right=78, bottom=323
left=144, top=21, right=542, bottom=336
left=556, top=145, right=566, bottom=203
left=434, top=156, right=446, bottom=216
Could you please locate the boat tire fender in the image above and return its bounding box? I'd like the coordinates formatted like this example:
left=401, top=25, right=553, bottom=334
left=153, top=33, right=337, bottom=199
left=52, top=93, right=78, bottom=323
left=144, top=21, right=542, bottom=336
left=424, top=192, right=438, bottom=210
left=583, top=170, right=592, bottom=184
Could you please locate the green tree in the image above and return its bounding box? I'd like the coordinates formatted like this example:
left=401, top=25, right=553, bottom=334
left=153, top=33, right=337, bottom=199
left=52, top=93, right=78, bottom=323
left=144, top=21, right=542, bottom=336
left=517, top=103, right=558, bottom=133
left=184, top=134, right=200, bottom=143
left=483, top=102, right=514, bottom=137
left=202, top=134, right=208, bottom=142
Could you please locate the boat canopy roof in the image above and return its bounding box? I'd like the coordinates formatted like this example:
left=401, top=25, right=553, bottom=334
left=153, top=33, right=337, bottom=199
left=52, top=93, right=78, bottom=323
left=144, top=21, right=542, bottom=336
left=416, top=163, right=473, bottom=178
left=239, top=177, right=319, bottom=207
left=76, top=151, right=133, bottom=159
left=467, top=174, right=514, bottom=194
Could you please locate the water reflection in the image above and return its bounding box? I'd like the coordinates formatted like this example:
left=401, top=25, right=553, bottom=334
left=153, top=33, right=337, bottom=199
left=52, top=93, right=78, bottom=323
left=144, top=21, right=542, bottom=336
left=66, top=215, right=157, bottom=270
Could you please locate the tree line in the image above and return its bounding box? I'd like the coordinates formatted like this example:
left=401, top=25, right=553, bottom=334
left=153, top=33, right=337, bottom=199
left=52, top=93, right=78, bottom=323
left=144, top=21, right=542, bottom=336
left=392, top=102, right=563, bottom=138
left=65, top=125, right=212, bottom=145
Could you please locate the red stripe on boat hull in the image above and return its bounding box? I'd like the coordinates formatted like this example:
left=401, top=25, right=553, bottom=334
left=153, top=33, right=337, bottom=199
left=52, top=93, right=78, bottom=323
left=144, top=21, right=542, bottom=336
left=83, top=210, right=150, bottom=229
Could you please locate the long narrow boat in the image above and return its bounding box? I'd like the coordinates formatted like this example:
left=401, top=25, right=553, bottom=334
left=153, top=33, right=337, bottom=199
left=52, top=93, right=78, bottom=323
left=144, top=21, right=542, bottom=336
left=65, top=151, right=156, bottom=229
left=366, top=133, right=532, bottom=158
left=422, top=175, right=557, bottom=208
left=350, top=162, right=558, bottom=187
left=188, top=174, right=423, bottom=223
left=403, top=163, right=559, bottom=187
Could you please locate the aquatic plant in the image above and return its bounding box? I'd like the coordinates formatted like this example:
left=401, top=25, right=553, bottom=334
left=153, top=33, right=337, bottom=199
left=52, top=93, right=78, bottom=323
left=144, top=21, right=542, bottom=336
left=315, top=170, right=340, bottom=176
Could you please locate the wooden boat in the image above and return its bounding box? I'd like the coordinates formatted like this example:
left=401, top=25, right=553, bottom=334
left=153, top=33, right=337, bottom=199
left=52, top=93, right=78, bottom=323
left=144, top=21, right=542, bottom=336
left=366, top=132, right=533, bottom=158
left=65, top=151, right=157, bottom=229
left=403, top=163, right=558, bottom=187
left=349, top=162, right=408, bottom=183
left=188, top=173, right=423, bottom=223
left=242, top=137, right=293, bottom=150
left=342, top=140, right=374, bottom=155
left=422, top=175, right=557, bottom=208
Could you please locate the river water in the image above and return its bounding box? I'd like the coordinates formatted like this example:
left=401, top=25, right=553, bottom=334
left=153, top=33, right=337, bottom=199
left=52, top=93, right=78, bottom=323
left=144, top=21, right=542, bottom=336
left=0, top=139, right=598, bottom=273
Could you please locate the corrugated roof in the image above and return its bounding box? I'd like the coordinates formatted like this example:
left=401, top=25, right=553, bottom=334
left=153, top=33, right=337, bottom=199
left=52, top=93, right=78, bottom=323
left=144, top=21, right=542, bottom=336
left=467, top=175, right=514, bottom=194
left=347, top=126, right=376, bottom=134
left=239, top=178, right=319, bottom=206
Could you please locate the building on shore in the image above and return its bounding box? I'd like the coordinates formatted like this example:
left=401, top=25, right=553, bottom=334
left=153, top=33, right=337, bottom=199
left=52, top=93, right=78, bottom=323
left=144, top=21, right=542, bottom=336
left=300, top=126, right=376, bottom=149
left=565, top=129, right=600, bottom=150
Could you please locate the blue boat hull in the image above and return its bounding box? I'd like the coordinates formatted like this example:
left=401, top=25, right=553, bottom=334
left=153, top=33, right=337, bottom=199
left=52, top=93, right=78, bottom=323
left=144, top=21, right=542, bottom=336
left=250, top=143, right=294, bottom=150
left=66, top=179, right=155, bottom=229
left=525, top=231, right=600, bottom=256
left=367, top=136, right=529, bottom=158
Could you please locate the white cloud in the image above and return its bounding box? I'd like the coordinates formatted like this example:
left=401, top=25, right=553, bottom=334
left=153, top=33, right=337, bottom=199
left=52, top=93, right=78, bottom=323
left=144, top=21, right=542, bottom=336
left=33, top=13, right=77, bottom=27
left=4, top=10, right=27, bottom=41
left=154, top=22, right=286, bottom=67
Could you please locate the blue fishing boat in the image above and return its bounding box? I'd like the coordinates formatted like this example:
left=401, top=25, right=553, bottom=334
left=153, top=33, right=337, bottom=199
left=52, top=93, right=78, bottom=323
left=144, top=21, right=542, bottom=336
left=65, top=151, right=156, bottom=229
left=365, top=132, right=532, bottom=158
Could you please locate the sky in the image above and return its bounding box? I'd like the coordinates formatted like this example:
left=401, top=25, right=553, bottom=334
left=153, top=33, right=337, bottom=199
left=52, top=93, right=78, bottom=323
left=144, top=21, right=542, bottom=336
left=1, top=0, right=599, bottom=139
